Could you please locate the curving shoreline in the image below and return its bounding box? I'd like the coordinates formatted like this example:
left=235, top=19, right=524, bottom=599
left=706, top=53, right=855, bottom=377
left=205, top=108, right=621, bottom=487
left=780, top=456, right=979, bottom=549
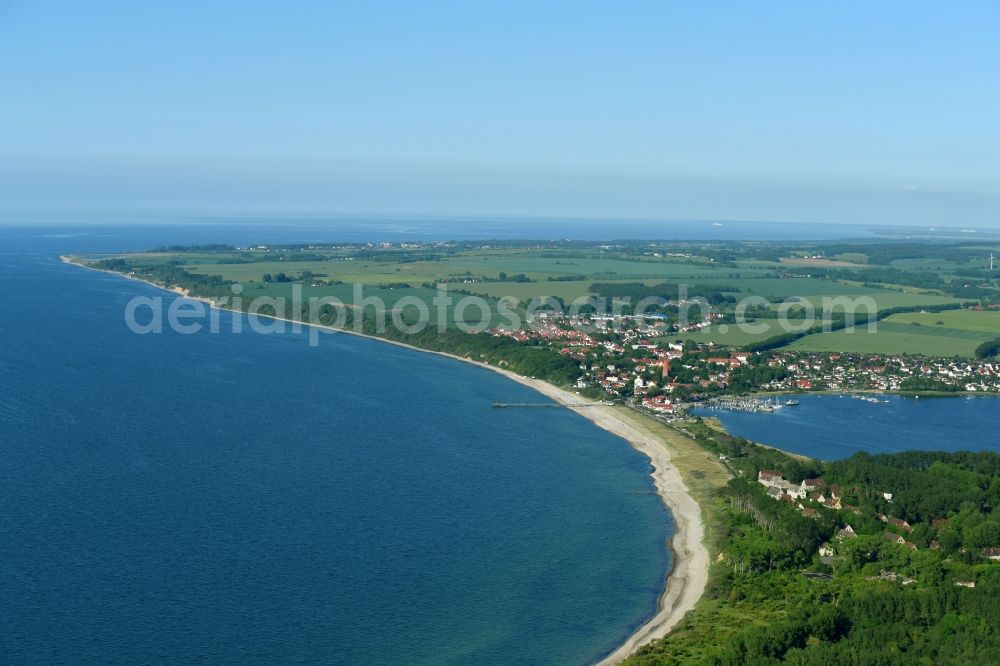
left=62, top=255, right=708, bottom=664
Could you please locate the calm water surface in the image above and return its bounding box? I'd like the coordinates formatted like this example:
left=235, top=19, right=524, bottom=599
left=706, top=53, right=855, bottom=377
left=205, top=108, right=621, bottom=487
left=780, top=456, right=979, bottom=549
left=4, top=219, right=995, bottom=663
left=0, top=225, right=670, bottom=665
left=696, top=394, right=1000, bottom=460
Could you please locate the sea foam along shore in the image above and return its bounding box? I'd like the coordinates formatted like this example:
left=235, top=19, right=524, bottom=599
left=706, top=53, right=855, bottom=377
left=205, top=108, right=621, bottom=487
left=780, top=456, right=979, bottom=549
left=62, top=256, right=709, bottom=665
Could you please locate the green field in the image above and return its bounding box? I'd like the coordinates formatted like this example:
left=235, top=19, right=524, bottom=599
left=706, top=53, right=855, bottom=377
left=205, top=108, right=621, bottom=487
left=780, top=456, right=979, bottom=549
left=890, top=257, right=970, bottom=272
left=659, top=306, right=995, bottom=352
left=178, top=251, right=760, bottom=286
left=455, top=280, right=599, bottom=302
left=99, top=244, right=995, bottom=343
left=782, top=291, right=959, bottom=311
left=670, top=274, right=958, bottom=310
left=169, top=280, right=509, bottom=328
left=124, top=248, right=968, bottom=316
left=787, top=317, right=998, bottom=356
left=660, top=322, right=789, bottom=348
left=887, top=309, right=1000, bottom=331
left=419, top=274, right=959, bottom=314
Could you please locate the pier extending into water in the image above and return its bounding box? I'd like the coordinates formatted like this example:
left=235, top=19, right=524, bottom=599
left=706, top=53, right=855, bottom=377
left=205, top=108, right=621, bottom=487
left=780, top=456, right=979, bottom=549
left=492, top=402, right=612, bottom=409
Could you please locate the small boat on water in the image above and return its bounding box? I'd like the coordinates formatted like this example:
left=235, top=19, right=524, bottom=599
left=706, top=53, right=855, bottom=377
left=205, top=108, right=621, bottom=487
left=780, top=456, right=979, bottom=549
left=784, top=399, right=800, bottom=406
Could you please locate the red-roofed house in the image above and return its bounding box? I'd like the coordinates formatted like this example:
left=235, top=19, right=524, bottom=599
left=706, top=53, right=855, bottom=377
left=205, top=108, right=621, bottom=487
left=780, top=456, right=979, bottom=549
left=887, top=517, right=912, bottom=533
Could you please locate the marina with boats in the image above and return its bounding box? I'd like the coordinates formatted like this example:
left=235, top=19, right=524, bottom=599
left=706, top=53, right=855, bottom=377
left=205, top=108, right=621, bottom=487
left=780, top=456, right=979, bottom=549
left=701, top=396, right=801, bottom=413
left=700, top=393, right=896, bottom=414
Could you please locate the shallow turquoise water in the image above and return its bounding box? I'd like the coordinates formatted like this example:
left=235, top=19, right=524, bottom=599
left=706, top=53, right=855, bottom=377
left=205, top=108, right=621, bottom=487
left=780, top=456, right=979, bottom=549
left=0, top=227, right=670, bottom=665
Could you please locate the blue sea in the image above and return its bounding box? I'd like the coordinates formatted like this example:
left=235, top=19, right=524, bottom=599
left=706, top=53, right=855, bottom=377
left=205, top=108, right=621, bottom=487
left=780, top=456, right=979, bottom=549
left=0, top=224, right=671, bottom=665
left=6, top=211, right=999, bottom=244
left=696, top=394, right=1000, bottom=461
left=3, top=218, right=999, bottom=664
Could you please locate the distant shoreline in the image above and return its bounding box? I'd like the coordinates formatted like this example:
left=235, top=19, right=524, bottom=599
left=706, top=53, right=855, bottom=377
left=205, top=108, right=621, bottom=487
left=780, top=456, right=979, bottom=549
left=61, top=254, right=709, bottom=666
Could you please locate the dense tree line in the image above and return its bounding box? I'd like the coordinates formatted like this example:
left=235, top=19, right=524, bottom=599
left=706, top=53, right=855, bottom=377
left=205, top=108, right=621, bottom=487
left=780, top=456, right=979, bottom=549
left=93, top=258, right=234, bottom=297
left=365, top=321, right=584, bottom=386
left=974, top=337, right=1000, bottom=360
left=626, top=428, right=1000, bottom=665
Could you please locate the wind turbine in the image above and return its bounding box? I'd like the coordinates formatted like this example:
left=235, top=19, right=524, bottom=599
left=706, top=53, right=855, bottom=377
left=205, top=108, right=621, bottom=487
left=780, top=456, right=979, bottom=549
left=991, top=252, right=995, bottom=271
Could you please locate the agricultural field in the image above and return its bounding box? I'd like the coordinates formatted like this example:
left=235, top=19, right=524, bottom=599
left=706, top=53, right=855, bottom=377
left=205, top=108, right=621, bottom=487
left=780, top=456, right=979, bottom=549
left=659, top=305, right=994, bottom=353
left=179, top=252, right=756, bottom=285
left=834, top=278, right=950, bottom=296
left=786, top=318, right=999, bottom=357
left=784, top=291, right=960, bottom=311
left=777, top=257, right=866, bottom=268
left=886, top=308, right=1000, bottom=331
left=93, top=240, right=998, bottom=340
left=228, top=282, right=511, bottom=328
left=694, top=276, right=960, bottom=310
left=660, top=322, right=789, bottom=348
left=454, top=280, right=599, bottom=303
left=889, top=257, right=974, bottom=273
left=184, top=258, right=445, bottom=285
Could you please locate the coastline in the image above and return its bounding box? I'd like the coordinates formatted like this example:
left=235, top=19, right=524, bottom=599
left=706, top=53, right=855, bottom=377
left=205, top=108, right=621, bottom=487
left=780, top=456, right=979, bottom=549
left=698, top=416, right=813, bottom=462
left=62, top=255, right=709, bottom=665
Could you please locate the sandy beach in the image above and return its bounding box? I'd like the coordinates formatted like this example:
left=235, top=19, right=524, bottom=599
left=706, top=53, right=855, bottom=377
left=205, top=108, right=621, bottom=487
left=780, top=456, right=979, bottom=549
left=62, top=255, right=709, bottom=664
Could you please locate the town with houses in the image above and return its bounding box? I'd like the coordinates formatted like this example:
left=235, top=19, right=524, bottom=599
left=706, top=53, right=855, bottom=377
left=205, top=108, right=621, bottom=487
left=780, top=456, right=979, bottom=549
left=487, top=310, right=1000, bottom=417
left=755, top=468, right=1000, bottom=586
left=485, top=308, right=1000, bottom=595
left=486, top=304, right=1000, bottom=594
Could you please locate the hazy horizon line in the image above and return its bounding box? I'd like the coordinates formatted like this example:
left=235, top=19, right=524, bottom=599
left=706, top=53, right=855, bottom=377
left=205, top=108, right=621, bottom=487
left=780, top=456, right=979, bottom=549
left=1, top=208, right=998, bottom=231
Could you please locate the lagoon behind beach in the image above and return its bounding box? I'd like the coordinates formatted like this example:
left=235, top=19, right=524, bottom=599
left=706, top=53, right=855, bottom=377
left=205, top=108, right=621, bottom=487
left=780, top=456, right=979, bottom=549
left=695, top=394, right=1000, bottom=460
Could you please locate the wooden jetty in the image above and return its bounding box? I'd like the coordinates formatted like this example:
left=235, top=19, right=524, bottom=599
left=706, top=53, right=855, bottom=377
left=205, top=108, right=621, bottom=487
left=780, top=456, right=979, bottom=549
left=492, top=402, right=611, bottom=409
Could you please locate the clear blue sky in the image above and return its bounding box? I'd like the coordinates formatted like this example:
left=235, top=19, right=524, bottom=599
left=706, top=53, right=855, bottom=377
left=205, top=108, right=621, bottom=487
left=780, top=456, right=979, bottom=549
left=1, top=1, right=998, bottom=226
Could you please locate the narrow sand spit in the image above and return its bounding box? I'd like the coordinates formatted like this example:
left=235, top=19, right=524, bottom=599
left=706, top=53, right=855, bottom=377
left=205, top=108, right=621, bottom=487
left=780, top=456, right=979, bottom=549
left=63, top=256, right=708, bottom=664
